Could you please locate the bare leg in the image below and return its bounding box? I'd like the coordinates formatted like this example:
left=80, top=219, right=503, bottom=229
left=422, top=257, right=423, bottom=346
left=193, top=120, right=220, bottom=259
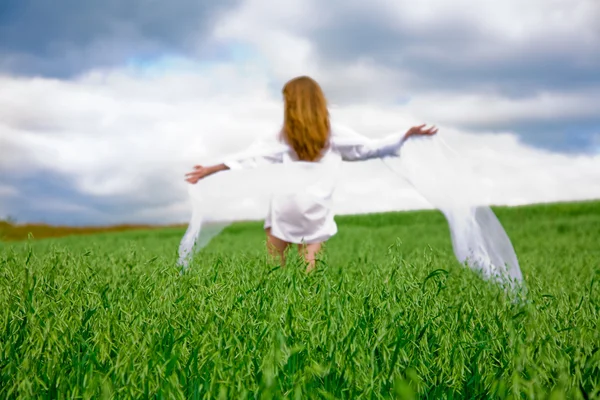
left=265, top=228, right=290, bottom=267
left=298, top=242, right=323, bottom=273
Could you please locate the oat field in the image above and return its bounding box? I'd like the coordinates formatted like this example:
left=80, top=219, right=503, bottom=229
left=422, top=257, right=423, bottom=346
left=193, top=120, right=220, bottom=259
left=1, top=201, right=598, bottom=399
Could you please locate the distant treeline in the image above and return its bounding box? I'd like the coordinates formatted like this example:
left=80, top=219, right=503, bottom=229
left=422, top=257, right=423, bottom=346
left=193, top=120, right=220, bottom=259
left=0, top=221, right=187, bottom=241
left=2, top=199, right=598, bottom=242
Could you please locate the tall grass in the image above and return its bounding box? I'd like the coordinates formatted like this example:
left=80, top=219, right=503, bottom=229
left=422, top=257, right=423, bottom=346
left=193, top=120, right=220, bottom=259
left=1, top=201, right=599, bottom=398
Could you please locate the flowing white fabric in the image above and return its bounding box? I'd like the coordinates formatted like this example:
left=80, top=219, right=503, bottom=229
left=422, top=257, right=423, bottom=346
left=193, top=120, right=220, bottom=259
left=383, top=135, right=522, bottom=285
left=178, top=128, right=523, bottom=287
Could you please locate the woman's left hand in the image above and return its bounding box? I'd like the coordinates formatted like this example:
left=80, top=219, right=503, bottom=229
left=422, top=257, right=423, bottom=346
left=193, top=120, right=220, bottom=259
left=185, top=165, right=213, bottom=184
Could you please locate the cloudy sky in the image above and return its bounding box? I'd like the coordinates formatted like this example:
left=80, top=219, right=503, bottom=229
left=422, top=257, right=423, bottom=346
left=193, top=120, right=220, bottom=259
left=1, top=0, right=599, bottom=226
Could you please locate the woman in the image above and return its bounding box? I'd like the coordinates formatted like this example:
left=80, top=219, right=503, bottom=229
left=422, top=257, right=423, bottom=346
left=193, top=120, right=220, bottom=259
left=185, top=76, right=437, bottom=272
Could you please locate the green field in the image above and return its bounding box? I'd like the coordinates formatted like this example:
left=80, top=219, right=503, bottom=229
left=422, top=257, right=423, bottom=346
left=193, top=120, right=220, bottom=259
left=1, top=201, right=599, bottom=399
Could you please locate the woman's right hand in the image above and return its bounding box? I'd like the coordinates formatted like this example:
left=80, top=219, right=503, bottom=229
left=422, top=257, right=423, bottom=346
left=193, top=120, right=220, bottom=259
left=405, top=124, right=438, bottom=140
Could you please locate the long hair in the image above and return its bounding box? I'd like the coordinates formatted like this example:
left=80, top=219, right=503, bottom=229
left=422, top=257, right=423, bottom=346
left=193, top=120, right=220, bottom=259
left=280, top=76, right=330, bottom=162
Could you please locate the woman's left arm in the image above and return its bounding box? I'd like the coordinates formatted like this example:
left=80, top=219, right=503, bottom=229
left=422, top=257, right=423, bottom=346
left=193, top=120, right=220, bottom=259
left=185, top=163, right=230, bottom=184
left=185, top=137, right=289, bottom=184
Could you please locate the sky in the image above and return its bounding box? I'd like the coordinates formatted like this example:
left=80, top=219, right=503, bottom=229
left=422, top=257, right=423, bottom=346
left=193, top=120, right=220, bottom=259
left=1, top=0, right=599, bottom=226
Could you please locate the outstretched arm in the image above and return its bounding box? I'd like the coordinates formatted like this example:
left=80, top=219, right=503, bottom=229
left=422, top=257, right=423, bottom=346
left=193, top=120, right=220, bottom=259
left=185, top=137, right=288, bottom=184
left=331, top=123, right=438, bottom=161
left=185, top=163, right=229, bottom=184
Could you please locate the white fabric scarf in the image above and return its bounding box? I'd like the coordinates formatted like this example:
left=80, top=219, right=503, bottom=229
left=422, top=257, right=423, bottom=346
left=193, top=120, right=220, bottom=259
left=177, top=132, right=524, bottom=288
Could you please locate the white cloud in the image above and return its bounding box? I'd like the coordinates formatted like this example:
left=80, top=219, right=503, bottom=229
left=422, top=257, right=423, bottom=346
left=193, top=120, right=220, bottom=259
left=216, top=0, right=600, bottom=78
left=1, top=63, right=599, bottom=225
left=1, top=0, right=599, bottom=224
left=212, top=0, right=600, bottom=137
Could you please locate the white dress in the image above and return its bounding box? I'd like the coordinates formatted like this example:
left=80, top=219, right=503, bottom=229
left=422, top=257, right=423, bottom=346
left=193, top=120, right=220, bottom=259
left=221, top=123, right=408, bottom=244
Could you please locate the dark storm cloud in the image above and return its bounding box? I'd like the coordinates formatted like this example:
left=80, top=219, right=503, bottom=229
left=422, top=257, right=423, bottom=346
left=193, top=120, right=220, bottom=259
left=0, top=0, right=241, bottom=77
left=459, top=118, right=600, bottom=154
left=310, top=6, right=600, bottom=96
left=0, top=169, right=186, bottom=226
left=452, top=116, right=600, bottom=155
left=305, top=4, right=600, bottom=152
left=0, top=172, right=101, bottom=226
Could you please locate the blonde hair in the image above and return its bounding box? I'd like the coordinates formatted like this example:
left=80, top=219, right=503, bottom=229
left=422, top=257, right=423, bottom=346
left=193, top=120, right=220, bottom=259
left=280, top=76, right=330, bottom=162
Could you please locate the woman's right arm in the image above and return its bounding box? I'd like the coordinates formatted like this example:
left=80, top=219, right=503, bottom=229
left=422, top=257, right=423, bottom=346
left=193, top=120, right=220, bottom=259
left=330, top=123, right=437, bottom=161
